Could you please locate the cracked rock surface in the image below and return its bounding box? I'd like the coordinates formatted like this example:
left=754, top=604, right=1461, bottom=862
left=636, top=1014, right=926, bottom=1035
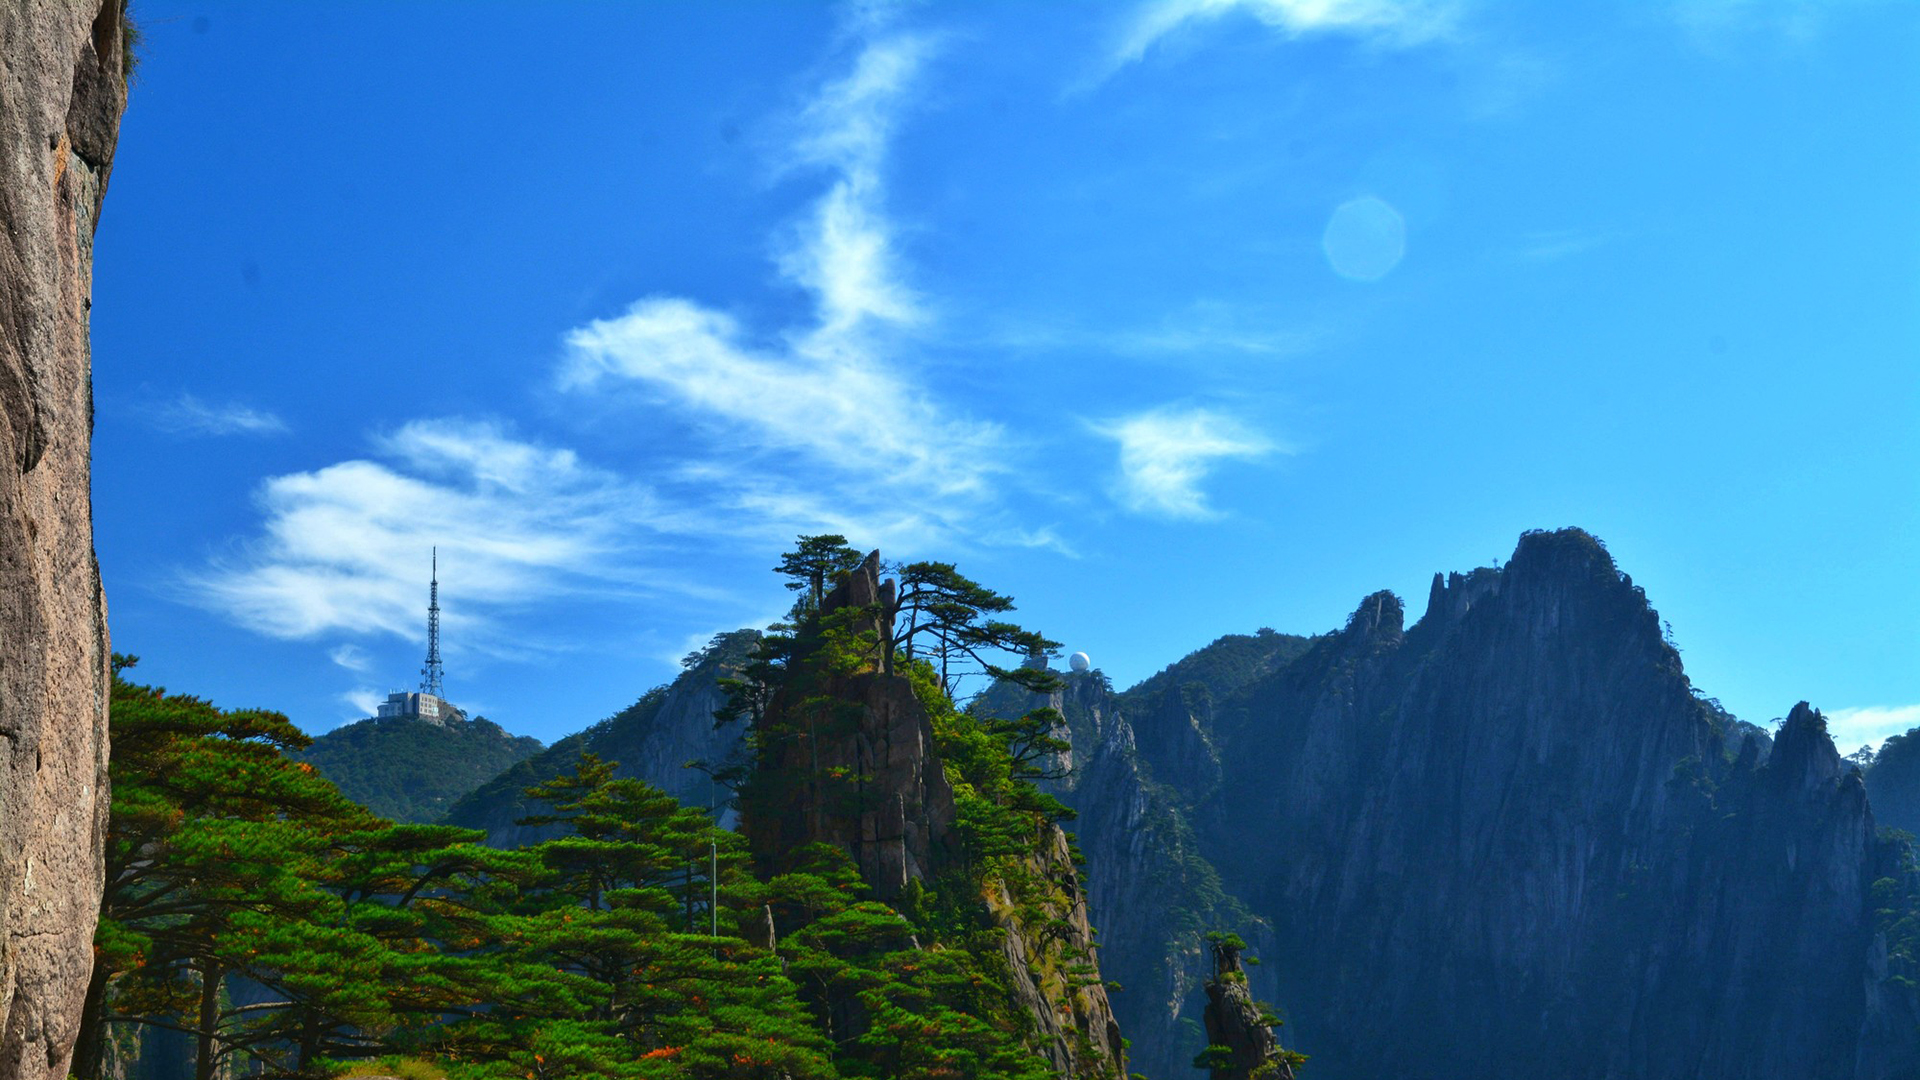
left=0, top=2, right=125, bottom=1078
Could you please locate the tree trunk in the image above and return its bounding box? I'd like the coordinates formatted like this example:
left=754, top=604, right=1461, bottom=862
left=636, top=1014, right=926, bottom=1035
left=194, top=957, right=221, bottom=1080
left=70, top=959, right=113, bottom=1080
left=296, top=1006, right=321, bottom=1075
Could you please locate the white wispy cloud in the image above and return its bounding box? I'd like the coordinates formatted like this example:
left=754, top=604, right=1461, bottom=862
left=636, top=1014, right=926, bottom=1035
left=190, top=419, right=651, bottom=645
left=561, top=23, right=1012, bottom=534
left=1093, top=406, right=1277, bottom=519
left=153, top=393, right=288, bottom=437
left=328, top=643, right=373, bottom=674
left=1106, top=0, right=1464, bottom=72
left=341, top=688, right=382, bottom=718
left=989, top=302, right=1328, bottom=362
left=1826, top=704, right=1920, bottom=754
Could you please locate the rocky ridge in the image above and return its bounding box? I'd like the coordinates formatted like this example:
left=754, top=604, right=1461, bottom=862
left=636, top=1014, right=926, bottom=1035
left=1162, top=529, right=1920, bottom=1079
left=0, top=3, right=126, bottom=1078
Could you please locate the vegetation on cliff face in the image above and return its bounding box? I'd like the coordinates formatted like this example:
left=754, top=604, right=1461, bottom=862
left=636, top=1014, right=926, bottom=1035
left=1863, top=730, right=1920, bottom=840
left=722, top=537, right=1127, bottom=1078
left=297, top=715, right=543, bottom=824
left=1192, top=933, right=1302, bottom=1080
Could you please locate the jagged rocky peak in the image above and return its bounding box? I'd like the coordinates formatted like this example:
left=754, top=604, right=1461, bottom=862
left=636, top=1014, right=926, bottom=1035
left=1342, top=588, right=1404, bottom=643
left=1199, top=936, right=1295, bottom=1080
left=1767, top=701, right=1847, bottom=795
left=1425, top=564, right=1502, bottom=625
left=1155, top=526, right=1919, bottom=1079
left=1414, top=528, right=1664, bottom=641
left=746, top=548, right=956, bottom=899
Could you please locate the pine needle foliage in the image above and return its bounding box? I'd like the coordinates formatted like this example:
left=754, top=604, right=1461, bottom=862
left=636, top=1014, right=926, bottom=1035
left=93, top=533, right=1120, bottom=1080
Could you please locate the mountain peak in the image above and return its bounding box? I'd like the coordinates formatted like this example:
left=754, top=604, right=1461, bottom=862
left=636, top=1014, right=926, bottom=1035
left=1767, top=701, right=1845, bottom=796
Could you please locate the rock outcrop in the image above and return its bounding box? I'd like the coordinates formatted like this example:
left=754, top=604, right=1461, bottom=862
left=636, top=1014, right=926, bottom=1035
left=976, top=634, right=1306, bottom=1080
left=0, top=3, right=126, bottom=1078
left=743, top=551, right=957, bottom=898
left=1198, top=936, right=1294, bottom=1080
left=742, top=551, right=1127, bottom=1077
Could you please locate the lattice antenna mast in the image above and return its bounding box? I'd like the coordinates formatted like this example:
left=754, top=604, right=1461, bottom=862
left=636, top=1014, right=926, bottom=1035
left=420, top=547, right=444, bottom=697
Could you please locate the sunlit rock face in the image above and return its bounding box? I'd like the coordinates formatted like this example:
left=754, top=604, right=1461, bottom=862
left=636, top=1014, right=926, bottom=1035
left=0, top=3, right=127, bottom=1078
left=1168, top=529, right=1917, bottom=1080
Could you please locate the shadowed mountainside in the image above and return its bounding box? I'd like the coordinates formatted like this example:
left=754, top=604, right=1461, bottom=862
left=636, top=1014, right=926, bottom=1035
left=1128, top=529, right=1920, bottom=1080
left=443, top=630, right=757, bottom=844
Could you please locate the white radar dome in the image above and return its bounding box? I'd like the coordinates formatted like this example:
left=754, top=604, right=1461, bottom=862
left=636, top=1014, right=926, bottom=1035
left=1068, top=652, right=1091, bottom=673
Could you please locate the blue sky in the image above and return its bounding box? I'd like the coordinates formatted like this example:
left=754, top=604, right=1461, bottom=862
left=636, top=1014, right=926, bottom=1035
left=94, top=0, right=1918, bottom=751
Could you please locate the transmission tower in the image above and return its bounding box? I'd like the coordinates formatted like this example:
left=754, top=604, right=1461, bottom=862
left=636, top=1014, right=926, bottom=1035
left=420, top=547, right=445, bottom=698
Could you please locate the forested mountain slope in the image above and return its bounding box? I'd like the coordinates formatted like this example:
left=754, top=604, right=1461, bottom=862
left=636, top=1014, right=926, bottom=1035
left=297, top=714, right=542, bottom=823
left=443, top=630, right=757, bottom=845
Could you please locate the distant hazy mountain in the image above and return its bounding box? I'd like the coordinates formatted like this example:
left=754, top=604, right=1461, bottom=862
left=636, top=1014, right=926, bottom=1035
left=298, top=713, right=543, bottom=823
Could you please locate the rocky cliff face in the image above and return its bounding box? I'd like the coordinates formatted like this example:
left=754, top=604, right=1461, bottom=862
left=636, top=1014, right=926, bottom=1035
left=971, top=632, right=1312, bottom=1080
left=1198, top=937, right=1294, bottom=1080
left=1863, top=727, right=1920, bottom=839
left=0, top=3, right=125, bottom=1078
left=1152, top=529, right=1919, bottom=1079
left=990, top=531, right=1915, bottom=1078
left=741, top=552, right=1128, bottom=1077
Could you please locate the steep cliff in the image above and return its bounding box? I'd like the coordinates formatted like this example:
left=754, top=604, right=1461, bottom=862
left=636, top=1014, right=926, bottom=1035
left=1864, top=727, right=1920, bottom=838
left=740, top=551, right=1129, bottom=1078
left=1154, top=529, right=1920, bottom=1080
left=980, top=662, right=1290, bottom=1080
left=0, top=3, right=126, bottom=1078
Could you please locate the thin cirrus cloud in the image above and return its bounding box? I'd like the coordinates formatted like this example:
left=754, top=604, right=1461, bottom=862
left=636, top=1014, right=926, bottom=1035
left=1093, top=406, right=1278, bottom=519
left=328, top=643, right=373, bottom=674
left=1105, top=0, right=1465, bottom=71
left=560, top=28, right=1008, bottom=516
left=153, top=393, right=289, bottom=437
left=190, top=419, right=650, bottom=646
